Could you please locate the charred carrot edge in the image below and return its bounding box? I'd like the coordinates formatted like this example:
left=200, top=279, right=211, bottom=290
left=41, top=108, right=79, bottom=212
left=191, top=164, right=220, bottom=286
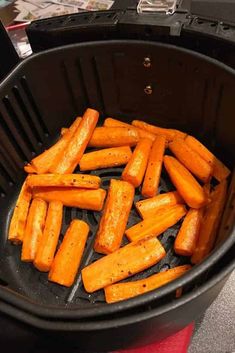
left=49, top=219, right=89, bottom=287
left=8, top=180, right=32, bottom=244
left=21, top=198, right=48, bottom=262
left=32, top=187, right=106, bottom=211
left=50, top=108, right=99, bottom=174
left=125, top=204, right=187, bottom=242
left=135, top=191, right=184, bottom=219
left=185, top=135, right=231, bottom=182
left=79, top=146, right=132, bottom=171
left=105, top=264, right=191, bottom=303
left=142, top=135, right=166, bottom=198
left=88, top=127, right=139, bottom=148
left=122, top=138, right=152, bottom=188
left=34, top=201, right=63, bottom=272
left=94, top=179, right=135, bottom=254
left=26, top=174, right=101, bottom=189
left=82, top=236, right=166, bottom=293
left=163, top=155, right=208, bottom=209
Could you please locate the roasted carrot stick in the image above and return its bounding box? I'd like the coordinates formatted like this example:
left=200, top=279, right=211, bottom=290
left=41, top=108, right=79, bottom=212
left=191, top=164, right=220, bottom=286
left=169, top=138, right=212, bottom=183
left=142, top=135, right=166, bottom=197
left=79, top=146, right=132, bottom=171
left=60, top=117, right=82, bottom=136
left=49, top=219, right=89, bottom=287
left=34, top=201, right=63, bottom=272
left=21, top=199, right=48, bottom=262
left=24, top=116, right=81, bottom=174
left=82, top=236, right=166, bottom=293
left=126, top=204, right=187, bottom=242
left=105, top=264, right=191, bottom=303
left=104, top=118, right=156, bottom=142
left=164, top=156, right=208, bottom=209
left=32, top=187, right=106, bottom=211
left=26, top=174, right=101, bottom=189
left=185, top=135, right=231, bottom=182
left=24, top=164, right=37, bottom=174
left=191, top=180, right=227, bottom=264
left=94, top=179, right=135, bottom=254
left=88, top=127, right=139, bottom=148
left=50, top=108, right=99, bottom=174
left=135, top=191, right=184, bottom=219
left=122, top=138, right=152, bottom=188
left=174, top=209, right=203, bottom=257
left=8, top=180, right=32, bottom=244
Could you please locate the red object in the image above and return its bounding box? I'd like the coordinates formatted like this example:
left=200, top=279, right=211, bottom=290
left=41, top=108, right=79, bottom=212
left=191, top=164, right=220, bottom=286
left=6, top=22, right=30, bottom=32
left=113, top=324, right=194, bottom=353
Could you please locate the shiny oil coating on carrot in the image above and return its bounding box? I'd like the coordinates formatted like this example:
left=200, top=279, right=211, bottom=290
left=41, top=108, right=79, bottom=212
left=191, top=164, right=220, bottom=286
left=88, top=127, right=139, bottom=148
left=142, top=135, right=166, bottom=198
left=105, top=264, right=191, bottom=303
left=82, top=236, right=166, bottom=293
left=164, top=156, right=208, bottom=209
left=122, top=138, right=152, bottom=188
left=79, top=146, right=132, bottom=171
left=34, top=201, right=63, bottom=272
left=126, top=204, right=187, bottom=242
left=8, top=180, right=32, bottom=244
left=94, top=179, right=135, bottom=254
left=49, top=219, right=89, bottom=287
left=21, top=198, right=48, bottom=262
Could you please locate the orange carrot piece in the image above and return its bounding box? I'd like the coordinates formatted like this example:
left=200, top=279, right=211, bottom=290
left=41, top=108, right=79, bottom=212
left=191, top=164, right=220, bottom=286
left=82, top=236, right=166, bottom=293
left=126, top=204, right=187, bottom=242
left=34, top=201, right=63, bottom=272
left=32, top=187, right=106, bottom=211
left=164, top=156, right=208, bottom=209
left=174, top=209, right=203, bottom=257
left=24, top=164, right=37, bottom=174
left=185, top=135, right=231, bottom=182
left=191, top=180, right=227, bottom=264
left=79, top=146, right=132, bottom=171
left=94, top=179, right=135, bottom=254
left=142, top=135, right=166, bottom=197
left=169, top=138, right=212, bottom=183
left=122, top=138, right=152, bottom=188
left=88, top=127, right=139, bottom=148
left=135, top=191, right=184, bottom=219
left=24, top=116, right=82, bottom=174
left=26, top=174, right=101, bottom=189
left=49, top=220, right=89, bottom=287
left=8, top=180, right=32, bottom=244
left=105, top=264, right=191, bottom=303
left=21, top=198, right=48, bottom=262
left=50, top=109, right=99, bottom=174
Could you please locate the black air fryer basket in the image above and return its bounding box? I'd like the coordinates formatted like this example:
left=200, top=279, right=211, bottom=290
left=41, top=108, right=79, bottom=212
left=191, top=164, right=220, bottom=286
left=0, top=2, right=235, bottom=352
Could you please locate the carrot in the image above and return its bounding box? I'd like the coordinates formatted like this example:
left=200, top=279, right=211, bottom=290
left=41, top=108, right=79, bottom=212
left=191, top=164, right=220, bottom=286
left=169, top=138, right=212, bottom=183
left=122, top=138, right=152, bottom=188
left=88, top=127, right=139, bottom=148
left=24, top=116, right=82, bottom=174
left=34, top=201, right=63, bottom=272
left=94, top=179, right=135, bottom=254
left=8, top=180, right=32, bottom=244
left=21, top=199, right=48, bottom=262
left=191, top=180, right=227, bottom=264
left=135, top=191, right=184, bottom=219
left=105, top=264, right=191, bottom=303
left=79, top=146, right=132, bottom=171
left=126, top=204, right=187, bottom=242
left=185, top=135, right=230, bottom=182
left=32, top=187, right=106, bottom=211
left=60, top=117, right=82, bottom=136
left=142, top=135, right=166, bottom=197
left=104, top=118, right=156, bottom=142
left=50, top=108, right=99, bottom=174
left=49, top=220, right=89, bottom=287
left=26, top=174, right=101, bottom=189
left=82, top=236, right=166, bottom=293
left=174, top=209, right=203, bottom=256
left=164, top=156, right=208, bottom=209
left=132, top=120, right=187, bottom=142
left=24, top=164, right=37, bottom=174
